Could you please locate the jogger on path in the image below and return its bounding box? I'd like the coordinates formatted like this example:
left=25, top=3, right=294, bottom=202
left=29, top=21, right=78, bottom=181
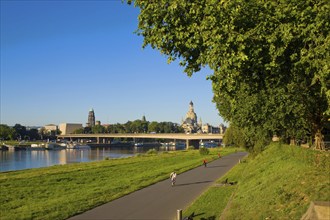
left=170, top=171, right=177, bottom=186
left=203, top=159, right=207, bottom=167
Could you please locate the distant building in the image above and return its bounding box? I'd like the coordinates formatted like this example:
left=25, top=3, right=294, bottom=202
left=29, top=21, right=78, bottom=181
left=95, top=120, right=101, bottom=126
left=59, top=123, right=83, bottom=135
left=181, top=101, right=227, bottom=134
left=102, top=124, right=111, bottom=128
left=219, top=123, right=227, bottom=134
left=87, top=109, right=95, bottom=127
left=44, top=124, right=57, bottom=132
left=202, top=123, right=220, bottom=134
left=201, top=123, right=227, bottom=134
left=181, top=101, right=202, bottom=133
left=26, top=126, right=41, bottom=131
left=44, top=124, right=58, bottom=135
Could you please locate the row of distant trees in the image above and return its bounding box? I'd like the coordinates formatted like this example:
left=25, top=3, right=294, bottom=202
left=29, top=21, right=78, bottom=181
left=73, top=120, right=185, bottom=134
left=0, top=120, right=185, bottom=141
left=0, top=124, right=60, bottom=141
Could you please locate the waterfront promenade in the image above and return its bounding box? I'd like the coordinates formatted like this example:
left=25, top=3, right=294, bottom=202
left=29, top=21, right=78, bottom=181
left=69, top=151, right=247, bottom=220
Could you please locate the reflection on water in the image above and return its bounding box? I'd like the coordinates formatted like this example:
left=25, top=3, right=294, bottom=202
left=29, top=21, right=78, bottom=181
left=0, top=147, right=138, bottom=172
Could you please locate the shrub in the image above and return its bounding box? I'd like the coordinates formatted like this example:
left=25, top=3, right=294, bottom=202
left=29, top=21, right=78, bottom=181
left=187, top=146, right=195, bottom=150
left=146, top=148, right=158, bottom=155
left=199, top=147, right=209, bottom=155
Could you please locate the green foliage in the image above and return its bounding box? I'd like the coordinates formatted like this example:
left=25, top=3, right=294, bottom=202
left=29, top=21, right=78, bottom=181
left=106, top=120, right=183, bottom=134
left=1, top=124, right=44, bottom=141
left=148, top=121, right=159, bottom=133
left=0, top=124, right=16, bottom=140
left=92, top=125, right=105, bottom=134
left=107, top=123, right=126, bottom=133
left=223, top=124, right=249, bottom=148
left=199, top=147, right=210, bottom=155
left=187, top=146, right=195, bottom=150
left=13, top=124, right=27, bottom=139
left=72, top=128, right=84, bottom=134
left=223, top=124, right=271, bottom=153
left=146, top=148, right=158, bottom=155
left=129, top=0, right=330, bottom=150
left=184, top=143, right=330, bottom=219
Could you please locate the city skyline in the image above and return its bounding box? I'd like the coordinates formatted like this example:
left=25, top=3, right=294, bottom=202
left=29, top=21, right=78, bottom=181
left=0, top=1, right=225, bottom=127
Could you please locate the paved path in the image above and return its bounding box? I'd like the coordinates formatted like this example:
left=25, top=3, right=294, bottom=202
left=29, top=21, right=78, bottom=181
left=69, top=151, right=248, bottom=220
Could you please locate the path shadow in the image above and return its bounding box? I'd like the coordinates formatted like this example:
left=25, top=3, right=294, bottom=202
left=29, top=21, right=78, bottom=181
left=183, top=212, right=205, bottom=220
left=201, top=216, right=216, bottom=220
left=175, top=181, right=212, bottom=187
left=205, top=165, right=227, bottom=168
left=183, top=212, right=215, bottom=220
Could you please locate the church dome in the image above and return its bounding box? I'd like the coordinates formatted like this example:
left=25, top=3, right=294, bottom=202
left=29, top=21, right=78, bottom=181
left=186, top=111, right=197, bottom=121
left=181, top=101, right=201, bottom=133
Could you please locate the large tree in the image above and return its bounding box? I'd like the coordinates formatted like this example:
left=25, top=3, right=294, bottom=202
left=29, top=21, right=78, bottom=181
left=13, top=124, right=27, bottom=141
left=128, top=0, right=329, bottom=149
left=0, top=124, right=16, bottom=140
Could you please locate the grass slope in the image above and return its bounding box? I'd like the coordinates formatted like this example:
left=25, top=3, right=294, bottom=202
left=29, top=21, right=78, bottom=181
left=183, top=143, right=330, bottom=220
left=0, top=148, right=240, bottom=220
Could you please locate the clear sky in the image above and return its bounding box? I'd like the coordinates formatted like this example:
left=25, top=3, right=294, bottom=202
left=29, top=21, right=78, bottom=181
left=1, top=0, right=225, bottom=127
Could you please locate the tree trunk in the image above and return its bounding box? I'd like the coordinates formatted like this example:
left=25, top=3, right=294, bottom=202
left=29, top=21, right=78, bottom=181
left=290, top=137, right=296, bottom=146
left=314, top=129, right=325, bottom=150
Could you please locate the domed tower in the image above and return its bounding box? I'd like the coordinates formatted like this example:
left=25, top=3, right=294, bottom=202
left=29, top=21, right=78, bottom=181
left=87, top=108, right=95, bottom=127
left=185, top=101, right=198, bottom=125
left=182, top=101, right=200, bottom=133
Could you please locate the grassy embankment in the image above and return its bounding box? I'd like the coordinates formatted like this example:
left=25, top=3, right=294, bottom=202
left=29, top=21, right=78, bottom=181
left=183, top=143, right=330, bottom=219
left=0, top=147, right=241, bottom=220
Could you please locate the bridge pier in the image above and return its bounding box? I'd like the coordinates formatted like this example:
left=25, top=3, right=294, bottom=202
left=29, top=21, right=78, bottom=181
left=186, top=139, right=199, bottom=149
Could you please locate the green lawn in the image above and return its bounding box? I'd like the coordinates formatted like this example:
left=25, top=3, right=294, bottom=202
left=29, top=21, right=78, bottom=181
left=183, top=143, right=330, bottom=220
left=0, top=147, right=240, bottom=220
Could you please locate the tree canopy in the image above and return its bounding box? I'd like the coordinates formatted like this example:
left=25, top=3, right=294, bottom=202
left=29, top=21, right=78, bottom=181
left=128, top=0, right=329, bottom=149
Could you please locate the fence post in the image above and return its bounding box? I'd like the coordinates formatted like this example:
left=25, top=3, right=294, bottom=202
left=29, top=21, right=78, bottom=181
left=177, top=209, right=182, bottom=220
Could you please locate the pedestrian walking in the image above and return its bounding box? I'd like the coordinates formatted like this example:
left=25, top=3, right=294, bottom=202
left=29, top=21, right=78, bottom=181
left=203, top=159, right=207, bottom=167
left=170, top=171, right=177, bottom=186
left=218, top=153, right=221, bottom=158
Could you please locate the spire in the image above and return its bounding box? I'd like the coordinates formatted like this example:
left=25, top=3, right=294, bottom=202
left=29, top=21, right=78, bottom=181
left=88, top=108, right=95, bottom=127
left=189, top=101, right=194, bottom=112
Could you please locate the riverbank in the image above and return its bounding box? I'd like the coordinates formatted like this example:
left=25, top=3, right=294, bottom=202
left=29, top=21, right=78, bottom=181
left=69, top=151, right=247, bottom=219
left=183, top=143, right=330, bottom=219
left=0, top=147, right=241, bottom=220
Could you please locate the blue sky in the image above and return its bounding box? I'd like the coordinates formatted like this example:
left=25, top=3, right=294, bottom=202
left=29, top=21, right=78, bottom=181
left=1, top=0, right=225, bottom=127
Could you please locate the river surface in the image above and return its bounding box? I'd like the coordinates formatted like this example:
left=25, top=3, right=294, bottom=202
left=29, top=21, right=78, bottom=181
left=0, top=146, right=162, bottom=172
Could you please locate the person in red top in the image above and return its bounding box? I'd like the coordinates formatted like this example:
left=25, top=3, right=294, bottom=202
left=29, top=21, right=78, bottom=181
left=203, top=159, right=207, bottom=167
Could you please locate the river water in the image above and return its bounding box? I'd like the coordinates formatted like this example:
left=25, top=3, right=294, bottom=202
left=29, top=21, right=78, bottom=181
left=0, top=146, right=159, bottom=172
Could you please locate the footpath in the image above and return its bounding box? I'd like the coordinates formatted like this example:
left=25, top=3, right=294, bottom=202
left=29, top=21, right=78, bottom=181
left=69, top=151, right=248, bottom=220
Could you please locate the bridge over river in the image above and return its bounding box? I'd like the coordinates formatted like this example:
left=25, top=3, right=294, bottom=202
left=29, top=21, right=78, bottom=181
left=57, top=133, right=224, bottom=148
